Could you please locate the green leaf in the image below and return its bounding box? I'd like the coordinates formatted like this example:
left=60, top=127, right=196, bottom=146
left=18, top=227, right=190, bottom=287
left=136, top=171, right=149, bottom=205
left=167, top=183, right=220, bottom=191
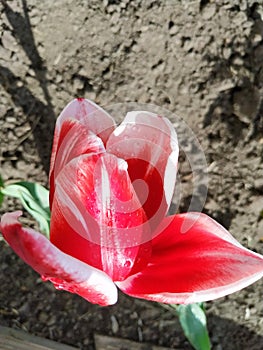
left=0, top=174, right=4, bottom=207
left=177, top=303, right=211, bottom=350
left=2, top=181, right=50, bottom=238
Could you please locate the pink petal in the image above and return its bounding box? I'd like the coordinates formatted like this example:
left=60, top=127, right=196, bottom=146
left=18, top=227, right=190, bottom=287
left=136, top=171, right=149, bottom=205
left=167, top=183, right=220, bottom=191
left=0, top=211, right=117, bottom=306
left=117, top=213, right=263, bottom=304
left=49, top=119, right=105, bottom=207
left=51, top=153, right=152, bottom=282
left=107, top=111, right=178, bottom=231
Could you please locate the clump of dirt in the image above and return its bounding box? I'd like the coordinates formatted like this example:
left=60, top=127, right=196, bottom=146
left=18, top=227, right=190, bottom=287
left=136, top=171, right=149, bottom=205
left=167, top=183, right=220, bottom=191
left=0, top=1, right=263, bottom=349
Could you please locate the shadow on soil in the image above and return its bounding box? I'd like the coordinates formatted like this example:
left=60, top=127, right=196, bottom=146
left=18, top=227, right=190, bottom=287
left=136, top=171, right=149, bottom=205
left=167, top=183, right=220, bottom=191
left=207, top=313, right=263, bottom=350
left=0, top=0, right=55, bottom=174
left=0, top=245, right=262, bottom=350
left=202, top=3, right=263, bottom=141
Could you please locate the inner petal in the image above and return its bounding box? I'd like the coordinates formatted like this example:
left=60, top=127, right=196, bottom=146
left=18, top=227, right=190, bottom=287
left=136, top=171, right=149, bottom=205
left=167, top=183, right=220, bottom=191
left=107, top=111, right=179, bottom=233
left=127, top=158, right=166, bottom=232
left=51, top=153, right=152, bottom=281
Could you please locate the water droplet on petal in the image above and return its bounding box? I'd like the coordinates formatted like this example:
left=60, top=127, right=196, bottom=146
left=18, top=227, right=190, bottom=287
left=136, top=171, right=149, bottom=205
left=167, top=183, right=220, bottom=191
left=124, top=259, right=132, bottom=268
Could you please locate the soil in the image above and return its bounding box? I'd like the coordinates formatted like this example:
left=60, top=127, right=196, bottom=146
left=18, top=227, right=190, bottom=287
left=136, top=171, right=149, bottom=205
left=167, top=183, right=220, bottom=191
left=0, top=0, right=263, bottom=349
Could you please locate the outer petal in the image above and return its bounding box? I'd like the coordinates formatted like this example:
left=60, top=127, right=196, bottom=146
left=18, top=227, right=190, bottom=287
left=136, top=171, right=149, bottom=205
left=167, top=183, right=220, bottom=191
left=49, top=98, right=115, bottom=206
left=107, top=111, right=178, bottom=231
left=0, top=211, right=117, bottom=306
left=54, top=98, right=115, bottom=148
left=51, top=153, right=151, bottom=282
left=117, top=213, right=263, bottom=304
left=49, top=119, right=105, bottom=207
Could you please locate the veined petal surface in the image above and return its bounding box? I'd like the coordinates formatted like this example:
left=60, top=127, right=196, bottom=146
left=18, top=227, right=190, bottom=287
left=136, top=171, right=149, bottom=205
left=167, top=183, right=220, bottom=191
left=118, top=213, right=263, bottom=304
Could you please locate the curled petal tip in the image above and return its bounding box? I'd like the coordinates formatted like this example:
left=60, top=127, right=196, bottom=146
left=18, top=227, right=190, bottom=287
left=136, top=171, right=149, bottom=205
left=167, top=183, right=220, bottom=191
left=1, top=212, right=118, bottom=306
left=118, top=213, right=263, bottom=304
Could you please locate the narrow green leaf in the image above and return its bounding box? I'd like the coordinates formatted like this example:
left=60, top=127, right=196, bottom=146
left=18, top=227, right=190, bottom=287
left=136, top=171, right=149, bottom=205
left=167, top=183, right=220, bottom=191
left=177, top=303, right=211, bottom=350
left=2, top=181, right=50, bottom=238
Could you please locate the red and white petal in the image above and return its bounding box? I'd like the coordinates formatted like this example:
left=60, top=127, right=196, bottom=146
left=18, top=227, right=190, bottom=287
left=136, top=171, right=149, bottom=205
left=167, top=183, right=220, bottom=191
left=117, top=213, right=263, bottom=304
left=49, top=98, right=115, bottom=204
left=107, top=111, right=178, bottom=230
left=0, top=211, right=117, bottom=306
left=49, top=119, right=105, bottom=207
left=56, top=98, right=115, bottom=145
left=51, top=153, right=151, bottom=282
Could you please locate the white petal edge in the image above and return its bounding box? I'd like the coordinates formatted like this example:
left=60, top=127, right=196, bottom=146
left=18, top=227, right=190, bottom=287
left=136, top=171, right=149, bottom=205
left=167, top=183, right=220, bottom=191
left=117, top=268, right=263, bottom=304
left=1, top=211, right=118, bottom=306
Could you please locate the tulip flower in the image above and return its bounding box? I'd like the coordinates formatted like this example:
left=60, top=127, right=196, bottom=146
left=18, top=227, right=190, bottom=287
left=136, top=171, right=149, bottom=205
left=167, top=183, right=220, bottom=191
left=1, top=98, right=263, bottom=306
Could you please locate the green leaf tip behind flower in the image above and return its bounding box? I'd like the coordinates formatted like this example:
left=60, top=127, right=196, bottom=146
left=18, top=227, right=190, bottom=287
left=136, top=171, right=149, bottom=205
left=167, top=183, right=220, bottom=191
left=2, top=181, right=50, bottom=238
left=177, top=303, right=211, bottom=350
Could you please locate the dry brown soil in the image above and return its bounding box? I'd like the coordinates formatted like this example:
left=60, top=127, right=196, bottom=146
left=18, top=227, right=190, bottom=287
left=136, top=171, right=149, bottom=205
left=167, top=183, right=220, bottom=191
left=0, top=1, right=263, bottom=349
